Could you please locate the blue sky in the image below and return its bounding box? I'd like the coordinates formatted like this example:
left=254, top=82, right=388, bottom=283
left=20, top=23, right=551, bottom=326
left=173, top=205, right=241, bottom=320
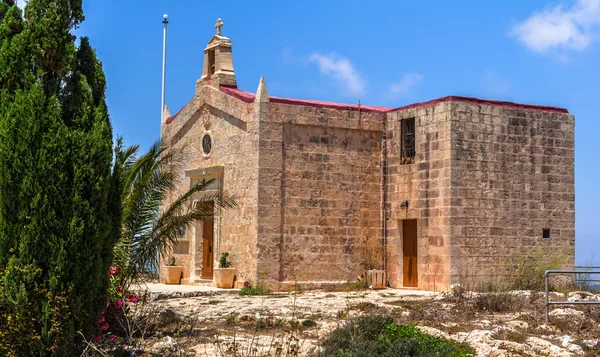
left=22, top=0, right=597, bottom=264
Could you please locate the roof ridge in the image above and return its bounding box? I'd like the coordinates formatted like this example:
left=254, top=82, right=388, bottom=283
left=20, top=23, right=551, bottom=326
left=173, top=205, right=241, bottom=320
left=388, top=95, right=569, bottom=114
left=220, top=86, right=569, bottom=114
left=164, top=87, right=570, bottom=125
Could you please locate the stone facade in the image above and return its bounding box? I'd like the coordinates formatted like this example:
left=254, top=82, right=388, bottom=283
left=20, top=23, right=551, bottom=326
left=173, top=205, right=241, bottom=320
left=160, top=26, right=574, bottom=291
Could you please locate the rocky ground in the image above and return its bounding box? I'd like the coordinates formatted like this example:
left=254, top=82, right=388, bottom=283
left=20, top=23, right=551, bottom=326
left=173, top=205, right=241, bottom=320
left=111, top=288, right=600, bottom=356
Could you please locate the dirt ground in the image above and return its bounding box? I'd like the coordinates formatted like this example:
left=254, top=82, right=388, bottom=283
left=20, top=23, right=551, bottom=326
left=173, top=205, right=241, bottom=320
left=108, top=287, right=600, bottom=357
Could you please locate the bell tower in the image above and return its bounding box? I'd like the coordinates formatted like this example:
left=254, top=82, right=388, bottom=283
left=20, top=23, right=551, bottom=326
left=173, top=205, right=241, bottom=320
left=198, top=18, right=237, bottom=88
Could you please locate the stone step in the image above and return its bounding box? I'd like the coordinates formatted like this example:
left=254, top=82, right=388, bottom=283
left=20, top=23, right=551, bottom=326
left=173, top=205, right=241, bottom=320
left=192, top=278, right=214, bottom=286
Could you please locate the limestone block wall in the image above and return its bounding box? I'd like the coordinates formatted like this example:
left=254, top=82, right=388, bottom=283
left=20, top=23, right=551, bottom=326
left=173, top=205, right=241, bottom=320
left=448, top=103, right=575, bottom=284
left=256, top=103, right=385, bottom=283
left=385, top=103, right=453, bottom=291
left=161, top=86, right=259, bottom=285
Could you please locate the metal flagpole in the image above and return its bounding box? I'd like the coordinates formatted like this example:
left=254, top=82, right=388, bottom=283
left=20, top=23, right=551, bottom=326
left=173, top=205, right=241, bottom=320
left=157, top=13, right=168, bottom=277
left=161, top=14, right=168, bottom=124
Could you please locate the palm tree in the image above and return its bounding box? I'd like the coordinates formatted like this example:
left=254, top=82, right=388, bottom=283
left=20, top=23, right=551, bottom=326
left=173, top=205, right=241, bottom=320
left=112, top=139, right=236, bottom=289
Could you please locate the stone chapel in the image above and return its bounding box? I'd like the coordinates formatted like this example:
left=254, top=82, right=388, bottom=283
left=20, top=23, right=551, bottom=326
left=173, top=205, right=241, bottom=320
left=160, top=20, right=575, bottom=291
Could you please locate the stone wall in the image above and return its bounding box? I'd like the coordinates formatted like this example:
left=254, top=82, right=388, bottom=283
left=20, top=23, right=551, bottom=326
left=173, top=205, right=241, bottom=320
left=279, top=124, right=382, bottom=281
left=385, top=103, right=453, bottom=291
left=256, top=102, right=385, bottom=283
left=448, top=102, right=575, bottom=284
left=163, top=82, right=575, bottom=291
left=161, top=86, right=259, bottom=286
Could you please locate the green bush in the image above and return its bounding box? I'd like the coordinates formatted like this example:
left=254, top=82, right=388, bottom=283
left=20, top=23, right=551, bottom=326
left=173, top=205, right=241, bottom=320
left=0, top=263, right=72, bottom=355
left=319, top=315, right=475, bottom=357
left=0, top=1, right=120, bottom=354
left=219, top=252, right=233, bottom=268
left=239, top=283, right=271, bottom=296
left=511, top=244, right=569, bottom=291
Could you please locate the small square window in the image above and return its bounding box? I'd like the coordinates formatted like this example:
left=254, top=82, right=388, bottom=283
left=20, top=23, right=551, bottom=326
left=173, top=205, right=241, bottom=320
left=542, top=229, right=550, bottom=239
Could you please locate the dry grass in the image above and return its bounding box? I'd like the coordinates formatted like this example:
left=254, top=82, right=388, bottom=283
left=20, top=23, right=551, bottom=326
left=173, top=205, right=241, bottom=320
left=491, top=329, right=527, bottom=344
left=321, top=280, right=369, bottom=292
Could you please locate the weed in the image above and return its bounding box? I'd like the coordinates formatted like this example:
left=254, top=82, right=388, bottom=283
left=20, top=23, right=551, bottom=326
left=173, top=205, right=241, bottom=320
left=239, top=284, right=270, bottom=296
left=357, top=235, right=385, bottom=271
left=575, top=253, right=596, bottom=291
left=474, top=292, right=522, bottom=313
left=323, top=280, right=369, bottom=292
left=355, top=301, right=381, bottom=313
left=511, top=243, right=569, bottom=291
left=225, top=312, right=238, bottom=325
left=336, top=309, right=348, bottom=319
left=491, top=329, right=527, bottom=344
left=301, top=319, right=317, bottom=329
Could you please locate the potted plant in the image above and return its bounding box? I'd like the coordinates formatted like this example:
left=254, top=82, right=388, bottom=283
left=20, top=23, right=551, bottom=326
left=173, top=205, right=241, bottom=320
left=162, top=257, right=183, bottom=284
left=214, top=252, right=236, bottom=288
left=359, top=237, right=386, bottom=289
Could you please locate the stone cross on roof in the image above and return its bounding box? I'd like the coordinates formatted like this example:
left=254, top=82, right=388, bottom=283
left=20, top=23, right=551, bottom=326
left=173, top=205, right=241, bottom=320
left=215, top=18, right=223, bottom=36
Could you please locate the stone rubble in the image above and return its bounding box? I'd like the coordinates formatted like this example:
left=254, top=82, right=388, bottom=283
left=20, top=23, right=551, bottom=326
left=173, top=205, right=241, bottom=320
left=129, top=289, right=600, bottom=356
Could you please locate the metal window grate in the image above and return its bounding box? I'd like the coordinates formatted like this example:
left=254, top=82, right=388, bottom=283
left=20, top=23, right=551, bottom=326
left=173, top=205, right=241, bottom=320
left=401, top=118, right=415, bottom=163
left=202, top=134, right=212, bottom=155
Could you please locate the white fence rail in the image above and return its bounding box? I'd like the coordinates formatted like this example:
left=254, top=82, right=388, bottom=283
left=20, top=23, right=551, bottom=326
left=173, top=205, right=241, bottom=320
left=545, top=267, right=600, bottom=323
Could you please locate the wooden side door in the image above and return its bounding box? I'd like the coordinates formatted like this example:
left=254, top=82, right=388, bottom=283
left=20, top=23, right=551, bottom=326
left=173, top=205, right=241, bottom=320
left=201, top=219, right=214, bottom=279
left=402, top=219, right=418, bottom=287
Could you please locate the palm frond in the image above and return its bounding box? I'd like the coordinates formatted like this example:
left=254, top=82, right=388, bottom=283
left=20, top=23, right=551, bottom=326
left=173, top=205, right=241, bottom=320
left=112, top=139, right=236, bottom=289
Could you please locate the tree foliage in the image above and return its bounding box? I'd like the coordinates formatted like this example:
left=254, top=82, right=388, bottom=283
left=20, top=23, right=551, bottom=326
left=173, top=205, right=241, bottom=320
left=0, top=0, right=119, bottom=355
left=113, top=140, right=236, bottom=290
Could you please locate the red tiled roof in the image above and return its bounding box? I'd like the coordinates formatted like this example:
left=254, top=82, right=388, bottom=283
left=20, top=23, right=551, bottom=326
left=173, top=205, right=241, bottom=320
left=220, top=85, right=390, bottom=113
left=165, top=105, right=185, bottom=124
left=219, top=85, right=255, bottom=103
left=165, top=86, right=569, bottom=125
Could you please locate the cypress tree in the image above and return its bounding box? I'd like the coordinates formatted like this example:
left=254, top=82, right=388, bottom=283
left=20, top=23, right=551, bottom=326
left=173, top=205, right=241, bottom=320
left=0, top=0, right=119, bottom=354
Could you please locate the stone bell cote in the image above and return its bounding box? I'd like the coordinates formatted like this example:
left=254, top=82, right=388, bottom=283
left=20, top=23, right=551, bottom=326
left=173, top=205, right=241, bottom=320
left=199, top=18, right=237, bottom=88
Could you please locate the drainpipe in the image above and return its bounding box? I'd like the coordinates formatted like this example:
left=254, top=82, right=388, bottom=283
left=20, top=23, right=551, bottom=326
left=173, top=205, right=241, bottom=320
left=381, top=114, right=388, bottom=276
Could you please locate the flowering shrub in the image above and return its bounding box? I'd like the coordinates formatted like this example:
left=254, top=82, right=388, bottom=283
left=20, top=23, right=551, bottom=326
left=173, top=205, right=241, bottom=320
left=90, top=265, right=140, bottom=344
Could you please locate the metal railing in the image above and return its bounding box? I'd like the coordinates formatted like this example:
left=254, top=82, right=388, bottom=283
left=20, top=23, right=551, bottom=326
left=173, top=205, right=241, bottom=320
left=545, top=267, right=600, bottom=323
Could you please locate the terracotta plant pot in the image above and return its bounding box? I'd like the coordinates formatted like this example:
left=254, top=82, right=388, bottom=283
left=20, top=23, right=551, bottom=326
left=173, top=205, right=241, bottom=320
left=367, top=269, right=387, bottom=289
left=162, top=266, right=183, bottom=284
left=214, top=268, right=236, bottom=288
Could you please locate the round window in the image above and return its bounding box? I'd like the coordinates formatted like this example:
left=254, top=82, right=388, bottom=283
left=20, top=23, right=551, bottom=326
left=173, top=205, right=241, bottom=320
left=202, top=133, right=212, bottom=155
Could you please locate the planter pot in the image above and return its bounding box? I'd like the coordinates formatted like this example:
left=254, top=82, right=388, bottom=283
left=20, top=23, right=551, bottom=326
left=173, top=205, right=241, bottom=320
left=162, top=266, right=183, bottom=284
left=214, top=268, right=236, bottom=288
left=367, top=270, right=387, bottom=290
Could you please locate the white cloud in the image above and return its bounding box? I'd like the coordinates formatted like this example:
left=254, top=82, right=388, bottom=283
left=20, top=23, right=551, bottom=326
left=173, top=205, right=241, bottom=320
left=480, top=71, right=511, bottom=97
left=308, top=53, right=365, bottom=96
left=511, top=0, right=600, bottom=55
left=15, top=0, right=26, bottom=9
left=386, top=73, right=423, bottom=99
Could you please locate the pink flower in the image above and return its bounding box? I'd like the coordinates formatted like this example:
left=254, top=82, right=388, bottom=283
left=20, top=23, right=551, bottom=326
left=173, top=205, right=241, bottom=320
left=98, top=317, right=105, bottom=324
left=95, top=335, right=102, bottom=341
left=126, top=294, right=139, bottom=303
left=108, top=265, right=119, bottom=277
left=113, top=299, right=123, bottom=309
left=101, top=323, right=109, bottom=331
left=117, top=287, right=123, bottom=293
left=110, top=335, right=117, bottom=341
